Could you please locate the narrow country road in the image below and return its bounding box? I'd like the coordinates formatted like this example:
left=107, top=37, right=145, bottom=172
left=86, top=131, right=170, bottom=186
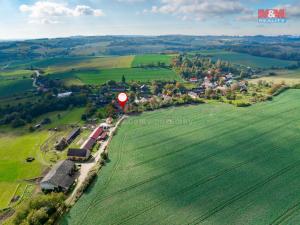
left=67, top=115, right=127, bottom=204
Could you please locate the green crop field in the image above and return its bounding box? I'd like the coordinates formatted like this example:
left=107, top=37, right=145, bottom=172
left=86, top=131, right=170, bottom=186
left=132, top=54, right=175, bottom=67
left=63, top=90, right=300, bottom=225
left=197, top=50, right=297, bottom=69
left=51, top=67, right=181, bottom=85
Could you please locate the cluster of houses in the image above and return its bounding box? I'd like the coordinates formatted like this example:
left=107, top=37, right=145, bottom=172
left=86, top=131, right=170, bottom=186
left=40, top=123, right=111, bottom=193
left=188, top=72, right=248, bottom=99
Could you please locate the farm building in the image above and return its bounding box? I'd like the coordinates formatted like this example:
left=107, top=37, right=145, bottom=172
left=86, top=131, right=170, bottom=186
left=57, top=92, right=72, bottom=98
left=40, top=160, right=76, bottom=193
left=67, top=148, right=91, bottom=161
left=66, top=127, right=81, bottom=144
left=81, top=138, right=96, bottom=150
left=55, top=137, right=68, bottom=150
left=99, top=132, right=108, bottom=141
left=90, top=127, right=103, bottom=140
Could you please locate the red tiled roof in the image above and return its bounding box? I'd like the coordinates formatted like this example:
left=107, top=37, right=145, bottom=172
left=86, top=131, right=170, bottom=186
left=90, top=127, right=103, bottom=140
left=99, top=132, right=108, bottom=140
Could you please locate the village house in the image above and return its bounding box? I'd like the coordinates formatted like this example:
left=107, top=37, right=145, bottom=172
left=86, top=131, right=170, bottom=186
left=189, top=77, right=198, bottom=83
left=140, top=84, right=149, bottom=93
left=66, top=127, right=81, bottom=144
left=134, top=97, right=149, bottom=104
left=191, top=87, right=205, bottom=94
left=40, top=160, right=76, bottom=193
left=188, top=91, right=198, bottom=99
left=67, top=148, right=91, bottom=161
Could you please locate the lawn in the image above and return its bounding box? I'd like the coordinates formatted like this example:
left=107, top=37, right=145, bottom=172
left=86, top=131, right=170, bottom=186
left=197, top=50, right=297, bottom=69
left=63, top=90, right=300, bottom=225
left=51, top=67, right=181, bottom=85
left=132, top=54, right=175, bottom=67
left=0, top=131, right=49, bottom=209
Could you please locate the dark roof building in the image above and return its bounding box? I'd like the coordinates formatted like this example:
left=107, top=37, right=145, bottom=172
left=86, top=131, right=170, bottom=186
left=40, top=160, right=76, bottom=192
left=66, top=127, right=80, bottom=144
left=67, top=148, right=91, bottom=161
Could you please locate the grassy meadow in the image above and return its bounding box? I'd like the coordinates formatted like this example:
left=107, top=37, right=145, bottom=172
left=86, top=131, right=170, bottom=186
left=63, top=90, right=300, bottom=225
left=251, top=69, right=300, bottom=85
left=198, top=50, right=297, bottom=69
left=0, top=131, right=49, bottom=209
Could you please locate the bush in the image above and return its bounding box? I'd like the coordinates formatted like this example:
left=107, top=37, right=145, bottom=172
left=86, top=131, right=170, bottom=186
left=100, top=152, right=108, bottom=161
left=13, top=193, right=65, bottom=225
left=235, top=101, right=251, bottom=107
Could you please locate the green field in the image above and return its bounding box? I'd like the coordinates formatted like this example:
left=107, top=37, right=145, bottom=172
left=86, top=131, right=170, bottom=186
left=0, top=79, right=33, bottom=97
left=63, top=90, right=300, bottom=225
left=0, top=131, right=49, bottom=209
left=132, top=54, right=174, bottom=67
left=198, top=50, right=297, bottom=69
left=51, top=67, right=180, bottom=85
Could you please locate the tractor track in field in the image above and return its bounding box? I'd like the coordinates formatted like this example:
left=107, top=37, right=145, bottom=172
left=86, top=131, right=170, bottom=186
left=110, top=135, right=300, bottom=225
left=127, top=99, right=292, bottom=141
left=111, top=156, right=263, bottom=225
left=125, top=105, right=299, bottom=155
left=270, top=201, right=300, bottom=225
left=87, top=119, right=296, bottom=209
left=188, top=160, right=300, bottom=225
left=128, top=98, right=290, bottom=138
left=125, top=107, right=300, bottom=170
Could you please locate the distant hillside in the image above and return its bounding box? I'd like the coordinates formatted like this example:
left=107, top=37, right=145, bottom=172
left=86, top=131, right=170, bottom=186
left=1, top=35, right=300, bottom=64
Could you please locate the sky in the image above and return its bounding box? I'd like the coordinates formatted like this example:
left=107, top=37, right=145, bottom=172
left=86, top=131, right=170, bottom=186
left=0, top=0, right=299, bottom=39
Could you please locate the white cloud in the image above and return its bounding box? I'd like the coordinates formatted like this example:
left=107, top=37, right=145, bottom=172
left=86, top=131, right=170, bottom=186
left=276, top=4, right=300, bottom=18
left=20, top=1, right=104, bottom=24
left=148, top=0, right=250, bottom=21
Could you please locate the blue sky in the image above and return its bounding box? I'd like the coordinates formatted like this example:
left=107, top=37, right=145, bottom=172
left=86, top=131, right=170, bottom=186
left=0, top=0, right=299, bottom=39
